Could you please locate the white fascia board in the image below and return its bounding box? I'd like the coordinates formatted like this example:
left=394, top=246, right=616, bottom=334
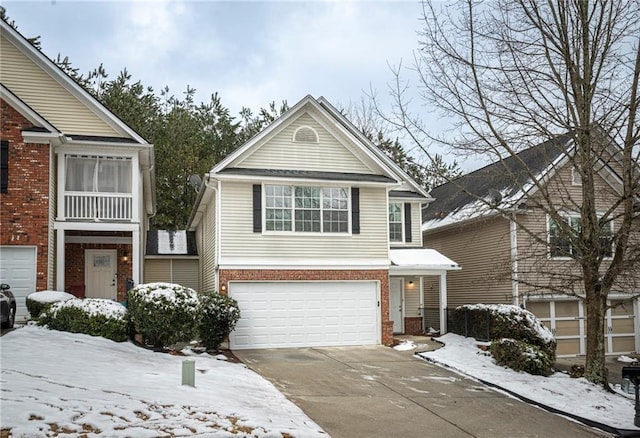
left=390, top=267, right=461, bottom=276
left=55, top=144, right=140, bottom=157
left=22, top=131, right=62, bottom=144
left=213, top=172, right=400, bottom=188
left=212, top=95, right=318, bottom=172
left=0, top=83, right=59, bottom=133
left=1, top=20, right=148, bottom=144
left=54, top=221, right=140, bottom=232
left=317, top=96, right=430, bottom=198
left=63, top=138, right=153, bottom=150
left=219, top=257, right=390, bottom=270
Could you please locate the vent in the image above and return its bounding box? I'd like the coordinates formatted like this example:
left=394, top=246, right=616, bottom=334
left=293, top=126, right=319, bottom=143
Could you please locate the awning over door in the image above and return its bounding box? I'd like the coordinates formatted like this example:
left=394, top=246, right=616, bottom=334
left=389, top=248, right=460, bottom=274
left=389, top=248, right=460, bottom=334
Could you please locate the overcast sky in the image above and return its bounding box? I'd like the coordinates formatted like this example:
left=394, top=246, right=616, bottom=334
left=4, top=0, right=473, bottom=169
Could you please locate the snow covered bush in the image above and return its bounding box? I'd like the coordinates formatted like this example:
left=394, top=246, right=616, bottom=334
left=127, top=283, right=200, bottom=348
left=449, top=304, right=556, bottom=359
left=198, top=292, right=240, bottom=350
left=37, top=298, right=128, bottom=341
left=26, top=290, right=75, bottom=319
left=490, top=338, right=553, bottom=376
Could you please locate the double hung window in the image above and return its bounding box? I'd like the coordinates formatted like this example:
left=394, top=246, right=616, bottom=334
left=548, top=213, right=613, bottom=258
left=389, top=203, right=403, bottom=242
left=265, top=185, right=349, bottom=233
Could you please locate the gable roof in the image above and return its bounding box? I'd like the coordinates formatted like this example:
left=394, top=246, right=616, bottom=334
left=422, top=131, right=633, bottom=232
left=0, top=19, right=147, bottom=144
left=212, top=95, right=431, bottom=199
left=422, top=134, right=573, bottom=231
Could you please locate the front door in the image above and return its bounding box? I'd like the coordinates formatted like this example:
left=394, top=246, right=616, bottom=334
left=390, top=278, right=404, bottom=333
left=85, top=249, right=117, bottom=299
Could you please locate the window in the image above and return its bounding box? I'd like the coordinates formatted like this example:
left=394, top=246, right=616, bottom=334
left=293, top=126, right=319, bottom=143
left=0, top=140, right=8, bottom=193
left=389, top=203, right=403, bottom=242
left=265, top=184, right=349, bottom=233
left=549, top=214, right=613, bottom=258
left=65, top=155, right=132, bottom=193
left=571, top=167, right=582, bottom=186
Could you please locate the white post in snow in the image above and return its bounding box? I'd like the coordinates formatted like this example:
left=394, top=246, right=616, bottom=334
left=182, top=359, right=195, bottom=387
left=439, top=272, right=447, bottom=334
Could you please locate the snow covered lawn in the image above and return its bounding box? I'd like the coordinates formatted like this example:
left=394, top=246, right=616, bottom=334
left=418, top=333, right=639, bottom=432
left=1, top=326, right=326, bottom=437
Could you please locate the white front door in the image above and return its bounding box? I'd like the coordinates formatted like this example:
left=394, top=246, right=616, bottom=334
left=390, top=278, right=404, bottom=334
left=85, top=250, right=117, bottom=299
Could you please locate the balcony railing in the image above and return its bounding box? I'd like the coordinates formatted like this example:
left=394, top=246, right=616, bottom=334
left=64, top=192, right=133, bottom=221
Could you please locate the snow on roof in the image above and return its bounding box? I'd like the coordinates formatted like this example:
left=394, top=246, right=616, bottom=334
left=389, top=248, right=460, bottom=270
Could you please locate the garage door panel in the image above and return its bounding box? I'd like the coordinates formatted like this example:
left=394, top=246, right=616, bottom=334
left=0, top=246, right=37, bottom=321
left=230, top=281, right=379, bottom=349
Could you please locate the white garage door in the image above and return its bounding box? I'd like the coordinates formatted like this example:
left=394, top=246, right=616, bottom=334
left=229, top=281, right=379, bottom=349
left=0, top=246, right=37, bottom=321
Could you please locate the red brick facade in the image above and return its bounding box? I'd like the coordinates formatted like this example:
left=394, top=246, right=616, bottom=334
left=0, top=98, right=50, bottom=291
left=403, top=316, right=424, bottom=335
left=65, top=242, right=132, bottom=301
left=219, top=268, right=394, bottom=346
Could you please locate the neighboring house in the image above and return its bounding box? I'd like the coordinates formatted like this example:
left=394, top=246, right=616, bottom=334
left=188, top=95, right=460, bottom=349
left=0, top=20, right=155, bottom=321
left=144, top=230, right=199, bottom=292
left=422, top=134, right=640, bottom=356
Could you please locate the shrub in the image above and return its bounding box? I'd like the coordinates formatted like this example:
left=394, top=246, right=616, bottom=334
left=37, top=298, right=128, bottom=341
left=26, top=291, right=75, bottom=319
left=199, top=292, right=241, bottom=350
left=490, top=338, right=553, bottom=376
left=449, top=304, right=556, bottom=360
left=127, top=283, right=200, bottom=348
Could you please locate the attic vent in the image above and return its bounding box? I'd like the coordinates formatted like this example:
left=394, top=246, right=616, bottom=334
left=293, top=126, right=319, bottom=143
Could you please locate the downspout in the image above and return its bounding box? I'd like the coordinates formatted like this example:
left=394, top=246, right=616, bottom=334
left=510, top=216, right=519, bottom=306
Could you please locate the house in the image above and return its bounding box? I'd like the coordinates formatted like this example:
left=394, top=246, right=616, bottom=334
left=188, top=95, right=460, bottom=349
left=422, top=134, right=640, bottom=356
left=0, top=20, right=155, bottom=321
left=144, top=230, right=199, bottom=292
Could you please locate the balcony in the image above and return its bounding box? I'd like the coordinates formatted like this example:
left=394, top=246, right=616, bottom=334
left=64, top=192, right=133, bottom=221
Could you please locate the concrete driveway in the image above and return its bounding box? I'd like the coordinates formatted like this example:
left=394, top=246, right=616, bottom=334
left=235, top=345, right=612, bottom=438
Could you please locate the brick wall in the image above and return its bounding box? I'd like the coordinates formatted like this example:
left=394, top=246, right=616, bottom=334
left=0, top=98, right=50, bottom=291
left=404, top=317, right=423, bottom=335
left=65, top=242, right=132, bottom=301
left=219, top=269, right=393, bottom=346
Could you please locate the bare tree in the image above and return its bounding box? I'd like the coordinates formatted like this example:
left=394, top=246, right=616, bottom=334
left=379, top=0, right=640, bottom=386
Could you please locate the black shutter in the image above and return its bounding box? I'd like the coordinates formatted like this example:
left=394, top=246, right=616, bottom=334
left=252, top=184, right=262, bottom=232
left=0, top=140, right=8, bottom=193
left=404, top=203, right=412, bottom=242
left=351, top=187, right=360, bottom=234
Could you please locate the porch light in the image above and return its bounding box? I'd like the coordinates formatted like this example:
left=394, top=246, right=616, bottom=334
left=122, top=251, right=129, bottom=262
left=220, top=283, right=227, bottom=293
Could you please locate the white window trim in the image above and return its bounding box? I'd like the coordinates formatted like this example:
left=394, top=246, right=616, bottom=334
left=262, top=183, right=352, bottom=235
left=571, top=167, right=582, bottom=186
left=292, top=125, right=319, bottom=143
left=389, top=202, right=404, bottom=243
left=547, top=212, right=614, bottom=260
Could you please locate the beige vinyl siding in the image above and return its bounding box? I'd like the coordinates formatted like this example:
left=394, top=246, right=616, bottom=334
left=144, top=259, right=199, bottom=291
left=0, top=35, right=120, bottom=137
left=423, top=277, right=441, bottom=330
left=517, top=163, right=630, bottom=297
left=200, top=193, right=217, bottom=292
left=144, top=260, right=172, bottom=283
left=172, top=259, right=200, bottom=291
left=409, top=202, right=422, bottom=246
left=403, top=277, right=421, bottom=318
left=219, top=181, right=388, bottom=260
left=238, top=114, right=373, bottom=174
left=424, top=216, right=512, bottom=307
